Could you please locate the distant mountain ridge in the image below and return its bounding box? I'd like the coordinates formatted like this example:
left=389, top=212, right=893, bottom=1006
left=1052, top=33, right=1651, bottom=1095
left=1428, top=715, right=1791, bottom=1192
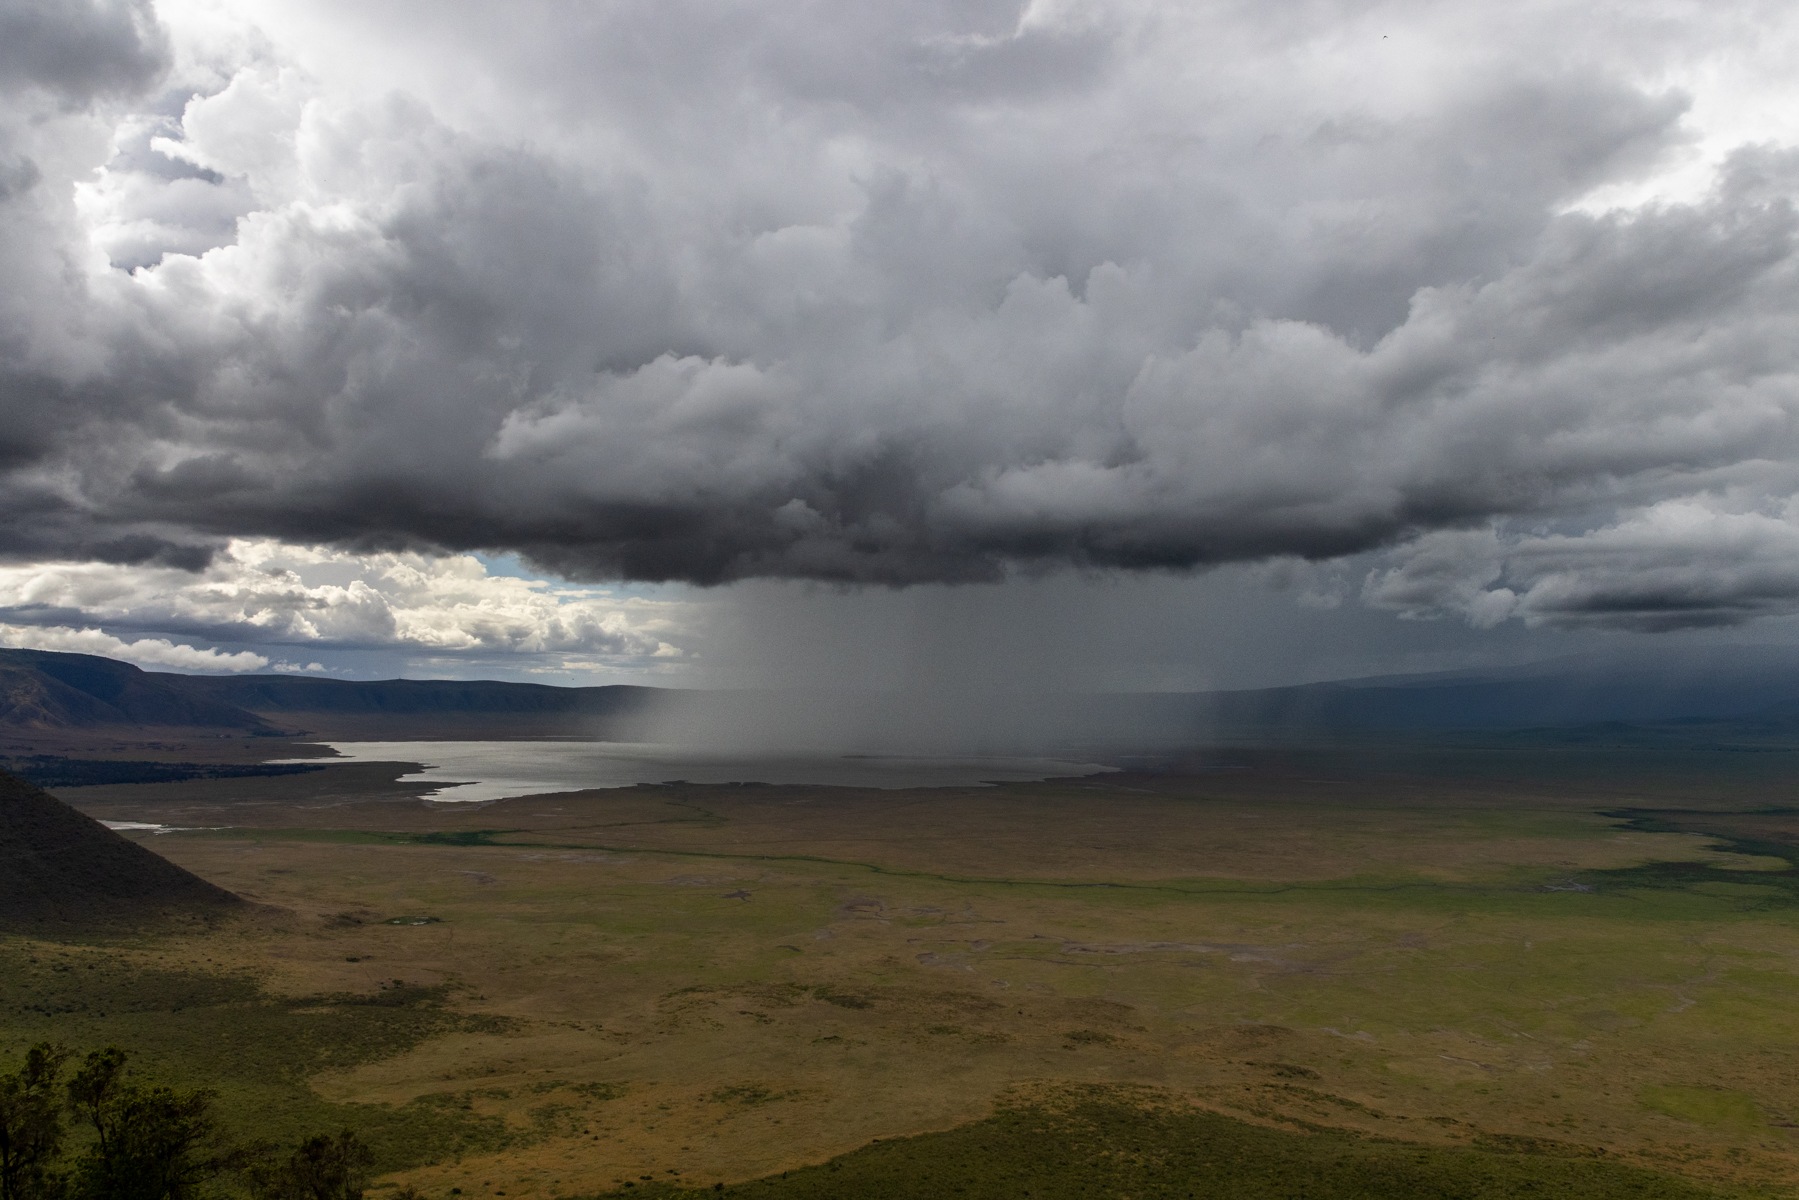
left=176, top=672, right=658, bottom=717
left=0, top=648, right=658, bottom=734
left=4, top=645, right=1799, bottom=741
left=0, top=649, right=277, bottom=732
left=1195, top=646, right=1799, bottom=733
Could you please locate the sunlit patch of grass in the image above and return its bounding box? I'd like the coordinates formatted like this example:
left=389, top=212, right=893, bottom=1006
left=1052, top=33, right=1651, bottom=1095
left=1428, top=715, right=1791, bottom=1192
left=1640, top=1086, right=1768, bottom=1131
left=607, top=1086, right=1745, bottom=1199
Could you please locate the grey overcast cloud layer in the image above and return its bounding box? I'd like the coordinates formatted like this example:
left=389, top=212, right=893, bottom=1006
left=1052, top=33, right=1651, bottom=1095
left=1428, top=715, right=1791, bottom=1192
left=5, top=0, right=1799, bottom=679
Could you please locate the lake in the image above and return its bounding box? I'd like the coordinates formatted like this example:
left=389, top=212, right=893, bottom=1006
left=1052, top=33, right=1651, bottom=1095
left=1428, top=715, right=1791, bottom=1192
left=293, top=740, right=1114, bottom=802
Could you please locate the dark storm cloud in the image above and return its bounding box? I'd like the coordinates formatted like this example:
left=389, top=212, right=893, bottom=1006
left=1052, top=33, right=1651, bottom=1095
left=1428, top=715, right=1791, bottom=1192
left=0, top=0, right=166, bottom=103
left=6, top=0, right=1799, bottom=630
left=1365, top=498, right=1799, bottom=632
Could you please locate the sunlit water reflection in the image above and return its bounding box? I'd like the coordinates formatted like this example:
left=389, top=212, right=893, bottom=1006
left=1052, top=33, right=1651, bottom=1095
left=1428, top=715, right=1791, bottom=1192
left=288, top=740, right=1115, bottom=802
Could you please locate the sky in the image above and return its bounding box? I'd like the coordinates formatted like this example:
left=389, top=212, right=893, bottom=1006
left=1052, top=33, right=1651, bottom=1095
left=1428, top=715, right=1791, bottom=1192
left=4, top=0, right=1799, bottom=690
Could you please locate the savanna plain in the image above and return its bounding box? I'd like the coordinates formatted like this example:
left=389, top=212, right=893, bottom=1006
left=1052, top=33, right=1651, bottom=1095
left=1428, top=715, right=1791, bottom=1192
left=10, top=730, right=1799, bottom=1198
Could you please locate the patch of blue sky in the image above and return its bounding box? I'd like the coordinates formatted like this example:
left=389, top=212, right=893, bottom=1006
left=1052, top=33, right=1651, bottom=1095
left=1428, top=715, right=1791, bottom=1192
left=472, top=551, right=540, bottom=580
left=473, top=552, right=690, bottom=603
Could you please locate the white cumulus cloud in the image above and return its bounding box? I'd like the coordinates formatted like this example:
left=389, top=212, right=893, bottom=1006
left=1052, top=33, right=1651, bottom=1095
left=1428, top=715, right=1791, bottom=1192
left=0, top=538, right=692, bottom=667
left=0, top=622, right=267, bottom=671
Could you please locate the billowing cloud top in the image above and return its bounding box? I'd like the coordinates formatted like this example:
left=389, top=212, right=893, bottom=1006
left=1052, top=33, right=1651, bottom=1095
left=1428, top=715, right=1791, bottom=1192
left=6, top=0, right=1799, bottom=634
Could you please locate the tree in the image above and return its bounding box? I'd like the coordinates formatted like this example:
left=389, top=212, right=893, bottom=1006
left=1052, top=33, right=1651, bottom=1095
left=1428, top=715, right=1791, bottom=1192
left=245, top=1131, right=373, bottom=1200
left=62, top=1050, right=124, bottom=1175
left=0, top=1043, right=69, bottom=1200
left=65, top=1049, right=222, bottom=1200
left=4, top=1042, right=377, bottom=1200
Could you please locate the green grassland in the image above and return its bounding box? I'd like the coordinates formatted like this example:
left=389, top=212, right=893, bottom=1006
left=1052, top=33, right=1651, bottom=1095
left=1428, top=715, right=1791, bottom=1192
left=0, top=941, right=515, bottom=1171
left=11, top=736, right=1799, bottom=1196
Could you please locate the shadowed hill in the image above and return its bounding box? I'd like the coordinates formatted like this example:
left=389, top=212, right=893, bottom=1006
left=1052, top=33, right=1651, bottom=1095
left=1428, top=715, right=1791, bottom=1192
left=173, top=671, right=659, bottom=718
left=0, top=649, right=275, bottom=732
left=7, top=644, right=1799, bottom=745
left=171, top=671, right=664, bottom=740
left=0, top=648, right=658, bottom=736
left=1192, top=645, right=1799, bottom=734
left=0, top=768, right=241, bottom=927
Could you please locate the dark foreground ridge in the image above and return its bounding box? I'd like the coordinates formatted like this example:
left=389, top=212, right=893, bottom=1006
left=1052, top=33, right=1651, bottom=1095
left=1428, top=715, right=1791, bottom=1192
left=0, top=768, right=241, bottom=927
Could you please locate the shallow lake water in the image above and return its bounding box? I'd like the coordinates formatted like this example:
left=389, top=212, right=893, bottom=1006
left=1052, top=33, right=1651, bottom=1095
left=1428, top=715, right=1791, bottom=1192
left=292, top=740, right=1115, bottom=802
